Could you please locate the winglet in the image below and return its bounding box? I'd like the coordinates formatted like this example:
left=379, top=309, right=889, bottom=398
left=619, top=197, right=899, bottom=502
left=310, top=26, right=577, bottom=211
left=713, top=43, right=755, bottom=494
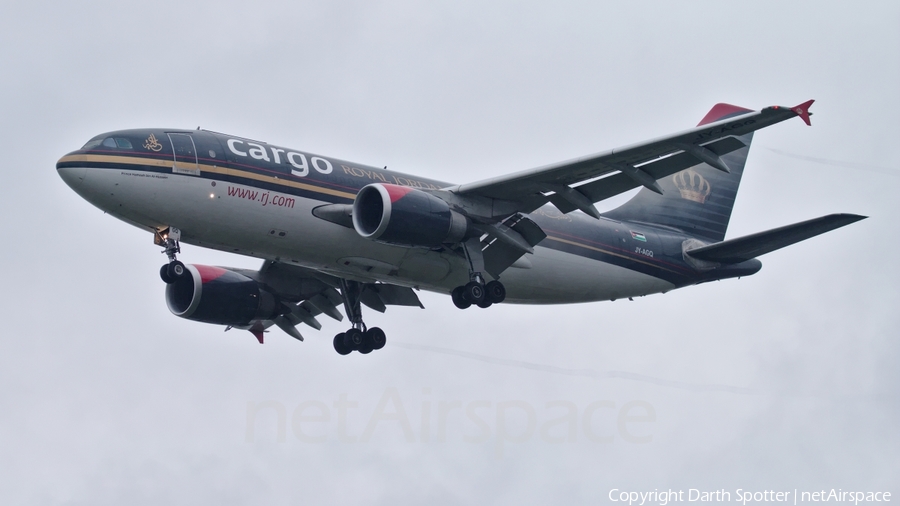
left=251, top=329, right=264, bottom=344
left=791, top=99, right=815, bottom=126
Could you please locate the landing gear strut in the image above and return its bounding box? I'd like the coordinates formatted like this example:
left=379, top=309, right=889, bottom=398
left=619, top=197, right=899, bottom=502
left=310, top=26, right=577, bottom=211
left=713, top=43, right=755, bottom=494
left=332, top=279, right=387, bottom=355
left=157, top=227, right=186, bottom=284
left=451, top=238, right=506, bottom=309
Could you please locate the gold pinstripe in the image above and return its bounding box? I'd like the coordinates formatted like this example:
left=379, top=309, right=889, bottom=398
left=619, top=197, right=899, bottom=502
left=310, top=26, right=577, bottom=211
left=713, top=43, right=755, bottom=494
left=60, top=154, right=679, bottom=274
left=57, top=154, right=357, bottom=200
left=545, top=235, right=680, bottom=274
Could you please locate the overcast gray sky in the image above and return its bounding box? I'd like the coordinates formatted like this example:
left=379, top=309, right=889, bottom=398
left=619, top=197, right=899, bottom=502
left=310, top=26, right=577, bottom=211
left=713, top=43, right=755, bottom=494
left=1, top=1, right=898, bottom=504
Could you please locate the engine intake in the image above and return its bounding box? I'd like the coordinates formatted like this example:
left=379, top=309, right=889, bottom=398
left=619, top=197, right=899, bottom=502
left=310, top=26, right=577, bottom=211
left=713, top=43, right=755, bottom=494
left=352, top=183, right=468, bottom=247
left=166, top=264, right=280, bottom=325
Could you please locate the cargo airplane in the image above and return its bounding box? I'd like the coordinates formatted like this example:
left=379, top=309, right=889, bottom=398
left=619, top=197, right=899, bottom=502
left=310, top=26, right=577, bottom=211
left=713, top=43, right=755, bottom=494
left=57, top=100, right=864, bottom=355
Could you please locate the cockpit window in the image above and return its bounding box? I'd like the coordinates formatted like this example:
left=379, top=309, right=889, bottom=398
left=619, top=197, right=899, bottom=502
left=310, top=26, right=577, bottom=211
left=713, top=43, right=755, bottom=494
left=82, top=137, right=104, bottom=149
left=83, top=136, right=134, bottom=150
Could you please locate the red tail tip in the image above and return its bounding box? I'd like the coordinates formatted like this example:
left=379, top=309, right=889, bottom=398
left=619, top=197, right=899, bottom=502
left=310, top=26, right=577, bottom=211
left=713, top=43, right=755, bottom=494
left=791, top=99, right=815, bottom=126
left=251, top=330, right=264, bottom=344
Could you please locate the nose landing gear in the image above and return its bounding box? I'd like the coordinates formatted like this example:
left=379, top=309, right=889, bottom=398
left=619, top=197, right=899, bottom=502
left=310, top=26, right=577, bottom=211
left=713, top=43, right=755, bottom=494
left=156, top=227, right=186, bottom=284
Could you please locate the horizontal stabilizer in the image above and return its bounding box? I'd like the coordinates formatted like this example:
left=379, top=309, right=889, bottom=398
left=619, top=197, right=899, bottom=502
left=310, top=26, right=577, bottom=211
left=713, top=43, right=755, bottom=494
left=685, top=213, right=866, bottom=264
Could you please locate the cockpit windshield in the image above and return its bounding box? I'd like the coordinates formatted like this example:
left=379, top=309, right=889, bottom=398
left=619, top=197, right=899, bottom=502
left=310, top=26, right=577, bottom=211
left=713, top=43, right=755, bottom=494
left=82, top=136, right=134, bottom=150
left=81, top=136, right=103, bottom=149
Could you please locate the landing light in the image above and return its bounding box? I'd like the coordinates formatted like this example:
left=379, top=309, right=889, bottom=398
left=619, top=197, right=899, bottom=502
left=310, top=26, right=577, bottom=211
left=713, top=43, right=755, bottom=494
left=209, top=193, right=215, bottom=199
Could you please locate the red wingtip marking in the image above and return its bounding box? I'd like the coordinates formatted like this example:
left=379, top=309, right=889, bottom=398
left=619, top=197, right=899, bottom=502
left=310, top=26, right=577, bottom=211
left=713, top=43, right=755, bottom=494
left=697, top=103, right=753, bottom=126
left=251, top=330, right=264, bottom=344
left=791, top=99, right=815, bottom=126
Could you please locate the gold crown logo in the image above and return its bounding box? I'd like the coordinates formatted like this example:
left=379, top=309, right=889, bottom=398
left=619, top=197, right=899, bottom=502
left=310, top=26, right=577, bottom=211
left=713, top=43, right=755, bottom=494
left=672, top=168, right=711, bottom=204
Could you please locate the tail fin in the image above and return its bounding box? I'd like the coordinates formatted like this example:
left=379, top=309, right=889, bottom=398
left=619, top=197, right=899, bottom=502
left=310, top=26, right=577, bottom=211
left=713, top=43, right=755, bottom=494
left=602, top=104, right=755, bottom=242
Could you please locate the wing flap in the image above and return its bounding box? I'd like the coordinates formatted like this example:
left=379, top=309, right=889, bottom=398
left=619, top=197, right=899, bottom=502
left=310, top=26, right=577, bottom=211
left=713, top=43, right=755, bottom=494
left=481, top=215, right=547, bottom=278
left=359, top=289, right=387, bottom=313
left=365, top=283, right=425, bottom=308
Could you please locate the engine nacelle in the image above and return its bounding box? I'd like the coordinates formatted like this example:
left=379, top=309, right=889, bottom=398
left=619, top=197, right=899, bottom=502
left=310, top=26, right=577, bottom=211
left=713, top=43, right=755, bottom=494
left=166, top=264, right=280, bottom=326
left=352, top=183, right=469, bottom=247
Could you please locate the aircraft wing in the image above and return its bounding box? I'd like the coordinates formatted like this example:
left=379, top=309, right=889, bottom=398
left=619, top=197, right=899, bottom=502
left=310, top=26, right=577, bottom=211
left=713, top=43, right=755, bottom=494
left=233, top=261, right=423, bottom=342
left=449, top=101, right=815, bottom=219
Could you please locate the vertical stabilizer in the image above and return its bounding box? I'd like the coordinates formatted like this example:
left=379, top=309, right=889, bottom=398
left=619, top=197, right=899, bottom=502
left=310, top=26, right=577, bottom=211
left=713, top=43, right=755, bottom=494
left=602, top=104, right=755, bottom=242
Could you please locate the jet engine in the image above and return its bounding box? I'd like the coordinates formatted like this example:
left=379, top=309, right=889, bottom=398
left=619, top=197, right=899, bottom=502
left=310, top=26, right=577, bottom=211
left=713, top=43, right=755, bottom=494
left=352, top=183, right=469, bottom=247
left=165, top=264, right=281, bottom=325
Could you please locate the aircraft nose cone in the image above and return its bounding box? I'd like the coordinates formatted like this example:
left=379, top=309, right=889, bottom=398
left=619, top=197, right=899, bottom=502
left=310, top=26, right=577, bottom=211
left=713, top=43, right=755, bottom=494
left=56, top=159, right=86, bottom=189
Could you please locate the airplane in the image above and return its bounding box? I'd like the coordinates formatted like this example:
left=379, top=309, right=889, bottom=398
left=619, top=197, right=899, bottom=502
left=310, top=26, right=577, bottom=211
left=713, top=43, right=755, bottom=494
left=56, top=100, right=865, bottom=355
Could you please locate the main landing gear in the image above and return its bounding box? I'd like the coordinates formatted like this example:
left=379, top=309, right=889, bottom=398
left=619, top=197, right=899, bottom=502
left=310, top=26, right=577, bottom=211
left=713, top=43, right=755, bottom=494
left=451, top=279, right=506, bottom=309
left=332, top=279, right=387, bottom=355
left=157, top=227, right=185, bottom=284
left=450, top=238, right=506, bottom=309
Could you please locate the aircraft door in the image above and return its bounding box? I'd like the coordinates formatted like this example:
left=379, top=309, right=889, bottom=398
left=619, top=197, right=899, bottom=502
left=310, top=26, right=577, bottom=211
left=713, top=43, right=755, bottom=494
left=167, top=133, right=199, bottom=175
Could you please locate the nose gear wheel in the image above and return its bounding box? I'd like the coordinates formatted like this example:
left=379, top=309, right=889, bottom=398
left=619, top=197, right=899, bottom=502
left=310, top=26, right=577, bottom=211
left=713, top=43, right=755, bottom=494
left=157, top=227, right=185, bottom=284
